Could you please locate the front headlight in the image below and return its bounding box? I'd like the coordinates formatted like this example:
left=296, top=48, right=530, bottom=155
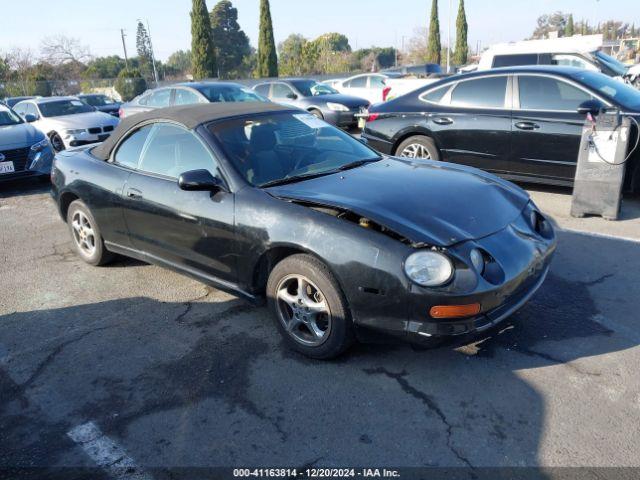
left=404, top=251, right=454, bottom=287
left=64, top=129, right=86, bottom=135
left=30, top=138, right=51, bottom=152
left=326, top=102, right=349, bottom=112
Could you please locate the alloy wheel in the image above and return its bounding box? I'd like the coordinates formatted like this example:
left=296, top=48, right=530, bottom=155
left=50, top=133, right=65, bottom=152
left=400, top=143, right=431, bottom=159
left=71, top=211, right=96, bottom=257
left=275, top=274, right=332, bottom=346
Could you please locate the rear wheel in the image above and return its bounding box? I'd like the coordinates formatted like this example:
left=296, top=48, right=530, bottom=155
left=395, top=135, right=440, bottom=160
left=67, top=200, right=114, bottom=266
left=267, top=254, right=354, bottom=359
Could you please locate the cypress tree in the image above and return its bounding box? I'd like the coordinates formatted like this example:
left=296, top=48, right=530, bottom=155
left=210, top=0, right=251, bottom=79
left=453, top=0, right=468, bottom=65
left=257, top=0, right=278, bottom=77
left=565, top=14, right=575, bottom=37
left=191, top=0, right=217, bottom=79
left=426, top=0, right=441, bottom=65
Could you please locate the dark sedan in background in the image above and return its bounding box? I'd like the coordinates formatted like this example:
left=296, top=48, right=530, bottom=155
left=51, top=102, right=555, bottom=359
left=77, top=94, right=121, bottom=117
left=119, top=81, right=268, bottom=118
left=362, top=66, right=640, bottom=191
left=253, top=79, right=369, bottom=128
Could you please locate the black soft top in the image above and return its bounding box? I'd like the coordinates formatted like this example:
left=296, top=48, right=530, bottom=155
left=92, top=102, right=293, bottom=160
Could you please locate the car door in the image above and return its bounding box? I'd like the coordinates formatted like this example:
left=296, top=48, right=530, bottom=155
left=270, top=82, right=299, bottom=108
left=121, top=122, right=236, bottom=282
left=173, top=87, right=206, bottom=106
left=428, top=75, right=512, bottom=173
left=510, top=74, right=598, bottom=181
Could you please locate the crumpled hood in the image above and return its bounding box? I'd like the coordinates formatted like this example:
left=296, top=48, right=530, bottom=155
left=0, top=122, right=45, bottom=149
left=267, top=157, right=530, bottom=247
left=45, top=111, right=119, bottom=129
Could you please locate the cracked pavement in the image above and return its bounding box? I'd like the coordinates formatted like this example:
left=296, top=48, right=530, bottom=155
left=1, top=182, right=640, bottom=474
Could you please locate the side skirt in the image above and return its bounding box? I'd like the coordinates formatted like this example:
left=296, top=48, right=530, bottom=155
left=104, top=241, right=263, bottom=305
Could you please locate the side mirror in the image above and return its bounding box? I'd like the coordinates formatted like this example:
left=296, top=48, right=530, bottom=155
left=286, top=93, right=298, bottom=100
left=178, top=169, right=226, bottom=192
left=577, top=99, right=604, bottom=116
left=24, top=114, right=37, bottom=123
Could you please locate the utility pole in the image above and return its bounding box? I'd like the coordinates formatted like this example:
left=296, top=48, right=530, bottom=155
left=446, top=0, right=452, bottom=73
left=120, top=29, right=129, bottom=69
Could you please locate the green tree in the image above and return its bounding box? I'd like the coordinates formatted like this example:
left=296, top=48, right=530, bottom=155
left=453, top=0, right=468, bottom=65
left=531, top=11, right=568, bottom=39
left=426, top=0, right=441, bottom=64
left=114, top=68, right=147, bottom=101
left=166, top=50, right=192, bottom=76
left=136, top=21, right=153, bottom=77
left=190, top=0, right=217, bottom=79
left=315, top=33, right=351, bottom=52
left=82, top=55, right=127, bottom=79
left=210, top=0, right=251, bottom=79
left=257, top=0, right=278, bottom=77
left=278, top=34, right=308, bottom=76
left=564, top=14, right=575, bottom=37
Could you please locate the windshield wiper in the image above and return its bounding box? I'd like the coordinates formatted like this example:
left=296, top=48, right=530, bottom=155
left=259, top=171, right=335, bottom=188
left=337, top=157, right=382, bottom=171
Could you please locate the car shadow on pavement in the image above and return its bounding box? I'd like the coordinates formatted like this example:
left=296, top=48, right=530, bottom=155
left=0, top=178, right=51, bottom=199
left=1, top=229, right=638, bottom=475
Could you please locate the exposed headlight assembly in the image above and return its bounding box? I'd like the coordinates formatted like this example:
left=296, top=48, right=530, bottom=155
left=404, top=250, right=454, bottom=287
left=326, top=102, right=349, bottom=112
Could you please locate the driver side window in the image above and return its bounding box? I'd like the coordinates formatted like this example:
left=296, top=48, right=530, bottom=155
left=138, top=123, right=219, bottom=179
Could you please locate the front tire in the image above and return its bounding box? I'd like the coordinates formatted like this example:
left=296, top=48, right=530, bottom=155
left=67, top=200, right=114, bottom=266
left=395, top=135, right=440, bottom=160
left=309, top=108, right=324, bottom=119
left=267, top=254, right=354, bottom=359
left=49, top=132, right=66, bottom=152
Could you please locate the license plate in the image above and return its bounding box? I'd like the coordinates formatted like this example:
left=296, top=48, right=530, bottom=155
left=0, top=161, right=15, bottom=174
left=358, top=117, right=366, bottom=129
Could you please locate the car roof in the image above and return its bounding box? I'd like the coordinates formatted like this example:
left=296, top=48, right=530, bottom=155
left=29, top=96, right=79, bottom=104
left=175, top=81, right=246, bottom=89
left=445, top=65, right=586, bottom=82
left=91, top=102, right=293, bottom=161
left=483, top=34, right=603, bottom=56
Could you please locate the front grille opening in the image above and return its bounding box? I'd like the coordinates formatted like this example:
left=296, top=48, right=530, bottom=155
left=103, top=125, right=114, bottom=132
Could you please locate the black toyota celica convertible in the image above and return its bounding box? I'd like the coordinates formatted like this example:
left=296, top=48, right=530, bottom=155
left=51, top=102, right=556, bottom=359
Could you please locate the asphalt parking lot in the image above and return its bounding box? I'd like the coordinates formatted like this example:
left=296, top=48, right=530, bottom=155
left=1, top=180, right=640, bottom=477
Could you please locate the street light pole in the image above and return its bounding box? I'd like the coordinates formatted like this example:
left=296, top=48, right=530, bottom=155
left=120, top=29, right=129, bottom=69
left=139, top=18, right=159, bottom=85
left=447, top=0, right=452, bottom=73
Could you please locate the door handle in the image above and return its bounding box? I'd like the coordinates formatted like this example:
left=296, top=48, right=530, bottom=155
left=515, top=121, right=540, bottom=131
left=432, top=117, right=454, bottom=125
left=126, top=188, right=143, bottom=199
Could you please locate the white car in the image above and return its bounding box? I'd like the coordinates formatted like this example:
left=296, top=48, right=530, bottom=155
left=13, top=97, right=119, bottom=152
left=333, top=73, right=436, bottom=104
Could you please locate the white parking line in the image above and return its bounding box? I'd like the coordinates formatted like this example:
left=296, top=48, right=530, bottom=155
left=67, top=422, right=153, bottom=480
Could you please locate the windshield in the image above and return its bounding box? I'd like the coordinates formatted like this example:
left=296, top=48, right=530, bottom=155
left=290, top=80, right=338, bottom=97
left=196, top=85, right=267, bottom=103
left=39, top=100, right=94, bottom=117
left=81, top=95, right=114, bottom=107
left=209, top=111, right=381, bottom=187
left=594, top=51, right=628, bottom=77
left=0, top=107, right=24, bottom=126
left=572, top=70, right=640, bottom=110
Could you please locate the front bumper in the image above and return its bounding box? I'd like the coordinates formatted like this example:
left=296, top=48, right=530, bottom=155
left=63, top=131, right=113, bottom=148
left=0, top=146, right=54, bottom=183
left=348, top=207, right=557, bottom=344
left=324, top=109, right=364, bottom=128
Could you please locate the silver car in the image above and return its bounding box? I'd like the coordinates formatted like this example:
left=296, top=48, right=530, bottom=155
left=119, top=82, right=268, bottom=118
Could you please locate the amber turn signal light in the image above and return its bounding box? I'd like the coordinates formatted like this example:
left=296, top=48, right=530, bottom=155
left=430, top=303, right=481, bottom=319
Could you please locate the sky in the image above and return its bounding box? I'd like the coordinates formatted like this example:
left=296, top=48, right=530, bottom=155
left=1, top=0, right=640, bottom=62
